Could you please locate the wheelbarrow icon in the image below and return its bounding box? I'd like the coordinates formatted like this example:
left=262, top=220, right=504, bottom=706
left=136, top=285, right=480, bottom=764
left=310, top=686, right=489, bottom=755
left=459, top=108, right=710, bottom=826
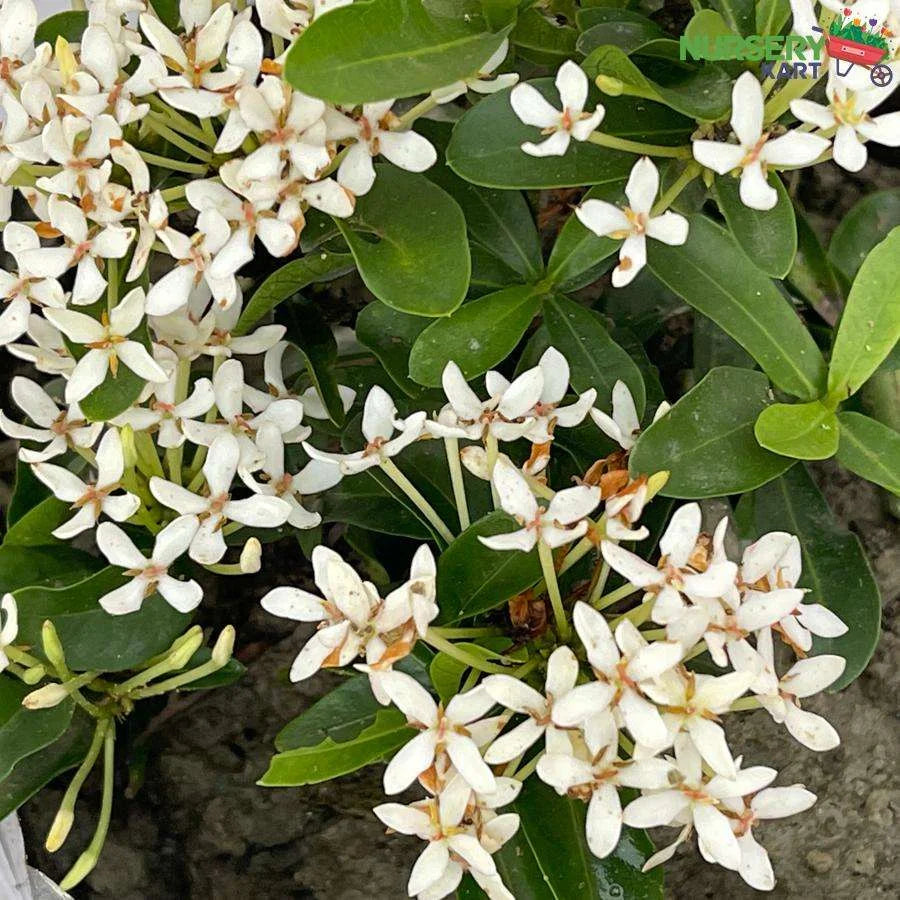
left=813, top=25, right=894, bottom=86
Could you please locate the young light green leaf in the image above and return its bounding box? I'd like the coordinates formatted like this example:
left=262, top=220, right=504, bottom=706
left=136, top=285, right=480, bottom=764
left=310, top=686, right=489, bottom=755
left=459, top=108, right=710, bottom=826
left=835, top=412, right=900, bottom=495
left=715, top=173, right=797, bottom=278
left=710, top=0, right=755, bottom=35
left=542, top=294, right=646, bottom=416
left=648, top=215, right=827, bottom=400
left=754, top=401, right=840, bottom=460
left=335, top=165, right=469, bottom=316
left=408, top=285, right=542, bottom=387
left=284, top=0, right=509, bottom=103
left=630, top=367, right=795, bottom=498
left=827, top=227, right=900, bottom=400
left=748, top=465, right=880, bottom=691
left=756, top=0, right=792, bottom=35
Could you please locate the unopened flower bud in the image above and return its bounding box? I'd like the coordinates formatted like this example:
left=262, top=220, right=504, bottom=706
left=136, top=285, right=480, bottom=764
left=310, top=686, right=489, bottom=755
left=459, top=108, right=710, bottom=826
left=23, top=682, right=69, bottom=709
left=45, top=807, right=74, bottom=852
left=646, top=470, right=670, bottom=500
left=23, top=664, right=46, bottom=685
left=168, top=629, right=204, bottom=670
left=42, top=619, right=67, bottom=673
left=119, top=424, right=138, bottom=468
left=460, top=446, right=490, bottom=480
left=595, top=74, right=624, bottom=96
left=211, top=625, right=236, bottom=666
left=240, top=538, right=262, bottom=574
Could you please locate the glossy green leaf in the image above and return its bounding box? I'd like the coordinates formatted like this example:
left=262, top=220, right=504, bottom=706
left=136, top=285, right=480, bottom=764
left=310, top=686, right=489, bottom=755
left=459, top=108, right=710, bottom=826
left=3, top=496, right=70, bottom=546
left=446, top=82, right=690, bottom=188
left=470, top=244, right=526, bottom=295
left=512, top=8, right=577, bottom=63
left=6, top=460, right=51, bottom=527
left=437, top=511, right=541, bottom=623
left=754, top=401, right=839, bottom=460
left=283, top=0, right=508, bottom=103
left=542, top=294, right=646, bottom=415
left=648, top=215, right=827, bottom=400
left=604, top=268, right=687, bottom=341
left=827, top=188, right=900, bottom=285
left=234, top=251, right=355, bottom=335
left=692, top=313, right=756, bottom=378
left=748, top=465, right=881, bottom=690
left=489, top=777, right=664, bottom=900
left=409, top=285, right=541, bottom=386
left=0, top=545, right=101, bottom=595
left=34, top=10, right=87, bottom=44
left=787, top=207, right=843, bottom=323
left=336, top=165, right=469, bottom=316
left=756, top=0, right=791, bottom=35
left=835, top=411, right=900, bottom=495
left=429, top=641, right=522, bottom=703
left=577, top=9, right=668, bottom=56
left=827, top=227, right=900, bottom=400
left=685, top=9, right=738, bottom=43
left=545, top=182, right=624, bottom=292
left=356, top=301, right=431, bottom=397
left=582, top=46, right=732, bottom=120
left=630, top=367, right=795, bottom=498
left=148, top=0, right=179, bottom=30
left=259, top=708, right=413, bottom=786
left=715, top=173, right=797, bottom=278
left=0, top=677, right=75, bottom=781
left=13, top=568, right=190, bottom=672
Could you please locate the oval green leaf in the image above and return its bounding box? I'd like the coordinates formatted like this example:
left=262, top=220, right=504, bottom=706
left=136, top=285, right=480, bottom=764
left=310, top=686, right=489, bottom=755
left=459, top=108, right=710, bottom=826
left=754, top=401, right=839, bottom=460
left=34, top=10, right=87, bottom=44
left=356, top=301, right=431, bottom=397
left=835, top=411, right=900, bottom=495
left=512, top=8, right=578, bottom=64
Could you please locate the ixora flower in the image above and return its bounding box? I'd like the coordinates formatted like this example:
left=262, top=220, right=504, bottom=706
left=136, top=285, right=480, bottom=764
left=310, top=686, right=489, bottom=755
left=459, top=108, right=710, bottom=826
left=44, top=288, right=167, bottom=403
left=380, top=671, right=497, bottom=794
left=791, top=81, right=900, bottom=172
left=576, top=157, right=689, bottom=287
left=150, top=432, right=292, bottom=564
left=95, top=516, right=203, bottom=614
left=511, top=60, right=603, bottom=156
left=480, top=458, right=601, bottom=551
left=31, top=429, right=140, bottom=539
left=692, top=72, right=830, bottom=210
left=590, top=380, right=642, bottom=450
left=0, top=593, right=18, bottom=673
left=303, top=385, right=426, bottom=474
left=431, top=39, right=519, bottom=103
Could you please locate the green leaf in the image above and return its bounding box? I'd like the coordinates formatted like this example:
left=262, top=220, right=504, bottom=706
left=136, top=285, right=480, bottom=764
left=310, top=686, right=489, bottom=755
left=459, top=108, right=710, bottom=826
left=756, top=0, right=791, bottom=35
left=629, top=367, right=795, bottom=498
left=577, top=9, right=668, bottom=56
left=356, top=301, right=431, bottom=398
left=446, top=82, right=690, bottom=189
left=582, top=46, right=733, bottom=120
left=283, top=0, right=508, bottom=103
left=0, top=545, right=101, bottom=595
left=489, top=777, right=664, bottom=899
left=827, top=188, right=900, bottom=286
left=710, top=0, right=755, bottom=35
left=835, top=411, right=900, bottom=495
left=754, top=401, right=839, bottom=460
left=234, top=251, right=355, bottom=335
left=408, top=285, right=541, bottom=386
left=429, top=641, right=522, bottom=703
left=276, top=295, right=345, bottom=425
left=786, top=207, right=843, bottom=321
left=747, top=465, right=881, bottom=690
left=336, top=164, right=469, bottom=316
left=3, top=496, right=70, bottom=546
left=0, top=677, right=75, bottom=781
left=6, top=460, right=51, bottom=527
left=512, top=8, right=577, bottom=63
left=827, top=227, right=900, bottom=400
left=647, top=215, right=827, bottom=400
left=437, top=511, right=541, bottom=623
left=714, top=173, right=797, bottom=278
left=692, top=313, right=756, bottom=378
left=148, top=0, right=179, bottom=30
left=545, top=182, right=624, bottom=292
left=542, top=294, right=646, bottom=415
left=34, top=10, right=87, bottom=44
left=259, top=708, right=413, bottom=786
left=13, top=568, right=190, bottom=672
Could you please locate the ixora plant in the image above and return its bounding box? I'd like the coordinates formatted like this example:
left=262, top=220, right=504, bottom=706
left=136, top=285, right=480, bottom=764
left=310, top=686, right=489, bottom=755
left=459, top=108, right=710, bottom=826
left=0, top=0, right=897, bottom=895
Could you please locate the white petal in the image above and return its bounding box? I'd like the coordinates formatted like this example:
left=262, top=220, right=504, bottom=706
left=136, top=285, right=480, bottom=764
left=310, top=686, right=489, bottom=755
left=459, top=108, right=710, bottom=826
left=624, top=156, right=659, bottom=214
left=585, top=783, right=622, bottom=859
left=575, top=200, right=630, bottom=238
left=96, top=522, right=146, bottom=569
left=445, top=732, right=496, bottom=794
left=693, top=802, right=741, bottom=870
left=383, top=729, right=438, bottom=795
left=737, top=831, right=775, bottom=891
left=751, top=785, right=816, bottom=819
left=780, top=655, right=845, bottom=698
left=510, top=83, right=559, bottom=129
left=483, top=718, right=545, bottom=764
left=730, top=72, right=764, bottom=147
left=622, top=790, right=690, bottom=828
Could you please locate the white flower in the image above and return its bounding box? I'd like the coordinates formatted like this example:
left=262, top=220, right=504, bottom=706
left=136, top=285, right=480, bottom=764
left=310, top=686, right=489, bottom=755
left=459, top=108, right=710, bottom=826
left=45, top=287, right=167, bottom=403
left=590, top=380, right=641, bottom=450
left=510, top=60, right=604, bottom=156
left=0, top=593, right=18, bottom=672
left=303, top=385, right=425, bottom=474
left=552, top=602, right=680, bottom=751
left=0, top=376, right=102, bottom=463
left=380, top=671, right=497, bottom=794
left=479, top=458, right=601, bottom=551
left=95, top=515, right=203, bottom=614
left=576, top=157, right=689, bottom=287
left=431, top=40, right=518, bottom=104
left=482, top=645, right=580, bottom=762
left=791, top=81, right=900, bottom=172
left=326, top=101, right=437, bottom=196
left=149, top=432, right=292, bottom=564
left=692, top=72, right=830, bottom=210
left=31, top=428, right=140, bottom=539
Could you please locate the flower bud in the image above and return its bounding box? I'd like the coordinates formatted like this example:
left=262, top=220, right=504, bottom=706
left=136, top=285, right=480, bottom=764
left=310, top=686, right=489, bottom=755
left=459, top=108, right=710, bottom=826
left=119, top=424, right=138, bottom=469
left=168, top=629, right=204, bottom=670
left=595, top=74, right=624, bottom=96
left=240, top=538, right=262, bottom=574
left=45, top=807, right=74, bottom=852
left=23, top=664, right=46, bottom=685
left=41, top=619, right=67, bottom=673
left=646, top=470, right=670, bottom=500
left=211, top=625, right=236, bottom=666
left=23, top=682, right=69, bottom=709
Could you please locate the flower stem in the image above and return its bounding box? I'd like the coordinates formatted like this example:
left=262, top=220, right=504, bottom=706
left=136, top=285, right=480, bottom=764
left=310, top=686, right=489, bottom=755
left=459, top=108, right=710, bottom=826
left=444, top=437, right=470, bottom=531
left=138, top=150, right=209, bottom=175
left=423, top=629, right=513, bottom=674
left=587, top=560, right=611, bottom=607
left=145, top=113, right=213, bottom=162
left=513, top=751, right=544, bottom=782
left=651, top=161, right=701, bottom=216
left=609, top=596, right=653, bottom=629
left=587, top=132, right=692, bottom=159
left=379, top=457, right=455, bottom=544
left=395, top=96, right=438, bottom=129
left=485, top=433, right=500, bottom=507
left=145, top=97, right=216, bottom=147
left=592, top=580, right=641, bottom=612
left=538, top=540, right=570, bottom=641
left=430, top=626, right=505, bottom=639
left=59, top=723, right=115, bottom=892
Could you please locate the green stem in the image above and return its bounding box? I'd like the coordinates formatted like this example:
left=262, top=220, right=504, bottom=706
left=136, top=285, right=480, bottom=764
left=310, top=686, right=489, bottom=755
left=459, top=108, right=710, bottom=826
left=145, top=113, right=213, bottom=161
left=138, top=150, right=209, bottom=175
left=485, top=433, right=500, bottom=507
left=423, top=629, right=514, bottom=675
left=200, top=115, right=218, bottom=146
left=146, top=97, right=216, bottom=147
left=379, top=457, right=455, bottom=544
left=106, top=258, right=117, bottom=312
left=609, top=597, right=653, bottom=629
left=587, top=560, right=611, bottom=607
left=730, top=696, right=762, bottom=712
left=513, top=751, right=544, bottom=782
left=538, top=540, right=570, bottom=641
left=592, top=580, right=641, bottom=612
left=444, top=437, right=470, bottom=531
left=588, top=132, right=692, bottom=159
left=651, top=162, right=701, bottom=216
left=430, top=626, right=505, bottom=639
left=395, top=96, right=438, bottom=129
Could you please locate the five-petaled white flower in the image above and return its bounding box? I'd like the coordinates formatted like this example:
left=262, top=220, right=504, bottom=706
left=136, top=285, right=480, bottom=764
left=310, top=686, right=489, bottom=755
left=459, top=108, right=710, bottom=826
left=692, top=72, right=830, bottom=210
left=431, top=39, right=519, bottom=104
left=576, top=157, right=689, bottom=287
left=510, top=60, right=604, bottom=156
